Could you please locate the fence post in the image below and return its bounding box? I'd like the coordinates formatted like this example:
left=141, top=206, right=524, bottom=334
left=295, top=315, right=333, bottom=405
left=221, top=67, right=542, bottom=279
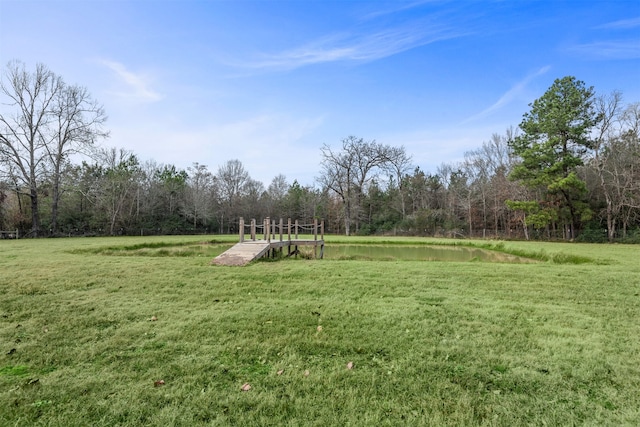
left=279, top=218, right=283, bottom=242
left=264, top=217, right=269, bottom=241
left=313, top=218, right=318, bottom=241
left=313, top=218, right=318, bottom=258
left=271, top=219, right=276, bottom=257
left=251, top=219, right=256, bottom=241
left=239, top=217, right=245, bottom=242
left=287, top=218, right=292, bottom=257
left=321, top=220, right=325, bottom=241
left=295, top=220, right=299, bottom=239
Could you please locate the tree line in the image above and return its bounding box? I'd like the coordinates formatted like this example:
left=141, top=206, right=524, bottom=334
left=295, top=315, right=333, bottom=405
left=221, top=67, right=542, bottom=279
left=1, top=62, right=639, bottom=241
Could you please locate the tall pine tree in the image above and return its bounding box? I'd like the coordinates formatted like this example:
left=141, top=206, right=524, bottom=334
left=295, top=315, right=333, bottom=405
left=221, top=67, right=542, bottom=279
left=508, top=76, right=599, bottom=239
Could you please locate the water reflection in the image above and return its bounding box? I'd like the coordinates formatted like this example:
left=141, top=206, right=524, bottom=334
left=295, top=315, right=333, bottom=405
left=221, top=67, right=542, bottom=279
left=324, top=245, right=536, bottom=263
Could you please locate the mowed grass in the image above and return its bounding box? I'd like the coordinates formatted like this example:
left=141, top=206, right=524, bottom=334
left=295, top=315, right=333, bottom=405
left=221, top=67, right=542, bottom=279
left=1, top=236, right=639, bottom=426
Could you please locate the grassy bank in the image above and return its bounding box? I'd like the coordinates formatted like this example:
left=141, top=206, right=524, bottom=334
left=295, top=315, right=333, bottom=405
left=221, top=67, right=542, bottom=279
left=1, top=236, right=639, bottom=425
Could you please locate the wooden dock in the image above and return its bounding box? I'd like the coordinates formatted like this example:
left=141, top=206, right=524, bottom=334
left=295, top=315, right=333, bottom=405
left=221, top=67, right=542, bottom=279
left=211, top=218, right=324, bottom=266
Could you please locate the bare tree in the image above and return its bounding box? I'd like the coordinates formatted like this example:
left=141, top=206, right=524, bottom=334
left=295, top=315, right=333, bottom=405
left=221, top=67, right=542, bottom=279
left=46, top=84, right=108, bottom=233
left=0, top=61, right=107, bottom=236
left=0, top=180, right=8, bottom=230
left=185, top=162, right=214, bottom=230
left=382, top=146, right=413, bottom=219
left=241, top=178, right=265, bottom=221
left=614, top=102, right=640, bottom=237
left=583, top=97, right=640, bottom=241
left=591, top=91, right=624, bottom=241
left=464, top=130, right=519, bottom=237
left=0, top=61, right=62, bottom=236
left=319, top=142, right=353, bottom=235
left=216, top=159, right=250, bottom=233
left=319, top=136, right=408, bottom=235
left=265, top=174, right=289, bottom=218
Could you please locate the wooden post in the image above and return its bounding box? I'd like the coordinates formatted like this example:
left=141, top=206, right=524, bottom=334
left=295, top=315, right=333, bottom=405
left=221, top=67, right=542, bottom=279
left=320, top=220, right=324, bottom=259
left=279, top=218, right=283, bottom=256
left=313, top=219, right=318, bottom=259
left=273, top=219, right=277, bottom=257
left=265, top=217, right=270, bottom=241
left=294, top=219, right=299, bottom=257
left=250, top=219, right=256, bottom=241
left=313, top=218, right=318, bottom=241
left=239, top=217, right=245, bottom=242
left=287, top=218, right=292, bottom=257
left=269, top=219, right=274, bottom=257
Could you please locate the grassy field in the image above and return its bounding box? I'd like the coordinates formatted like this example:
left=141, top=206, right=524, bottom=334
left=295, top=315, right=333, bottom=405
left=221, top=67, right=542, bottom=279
left=1, top=236, right=639, bottom=426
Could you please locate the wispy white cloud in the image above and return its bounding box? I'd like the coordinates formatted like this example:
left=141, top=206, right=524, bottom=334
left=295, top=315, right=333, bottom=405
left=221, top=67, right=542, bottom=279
left=462, top=66, right=551, bottom=123
left=98, top=59, right=163, bottom=102
left=567, top=40, right=640, bottom=60
left=360, top=0, right=443, bottom=20
left=239, top=22, right=466, bottom=71
left=594, top=17, right=640, bottom=30
left=570, top=16, right=640, bottom=60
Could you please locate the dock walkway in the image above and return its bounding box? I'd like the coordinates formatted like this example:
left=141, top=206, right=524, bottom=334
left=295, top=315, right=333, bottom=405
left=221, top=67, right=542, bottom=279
left=211, top=240, right=271, bottom=266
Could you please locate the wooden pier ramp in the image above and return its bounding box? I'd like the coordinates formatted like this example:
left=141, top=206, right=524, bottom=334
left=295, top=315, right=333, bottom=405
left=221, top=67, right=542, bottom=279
left=212, top=218, right=324, bottom=266
left=211, top=240, right=271, bottom=266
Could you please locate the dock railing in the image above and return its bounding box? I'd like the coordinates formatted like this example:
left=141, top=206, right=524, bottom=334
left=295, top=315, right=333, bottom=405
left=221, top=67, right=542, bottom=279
left=238, top=217, right=325, bottom=259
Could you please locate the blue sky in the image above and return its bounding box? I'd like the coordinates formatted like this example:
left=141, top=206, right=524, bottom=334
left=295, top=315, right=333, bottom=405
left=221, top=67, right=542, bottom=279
left=1, top=0, right=639, bottom=186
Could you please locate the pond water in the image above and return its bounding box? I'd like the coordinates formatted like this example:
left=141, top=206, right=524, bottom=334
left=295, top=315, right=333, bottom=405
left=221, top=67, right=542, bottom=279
left=323, top=245, right=536, bottom=263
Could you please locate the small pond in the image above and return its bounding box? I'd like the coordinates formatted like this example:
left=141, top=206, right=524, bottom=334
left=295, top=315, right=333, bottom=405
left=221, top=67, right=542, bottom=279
left=81, top=241, right=537, bottom=263
left=323, top=245, right=537, bottom=263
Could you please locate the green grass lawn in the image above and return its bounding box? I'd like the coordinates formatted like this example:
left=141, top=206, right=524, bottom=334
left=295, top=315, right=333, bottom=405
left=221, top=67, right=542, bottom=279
left=1, top=236, right=639, bottom=426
